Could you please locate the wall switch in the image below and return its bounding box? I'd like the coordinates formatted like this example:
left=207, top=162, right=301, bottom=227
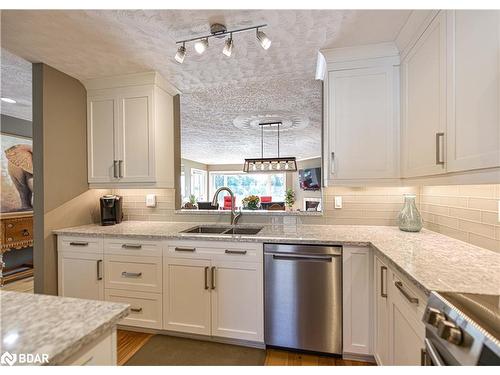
left=146, top=194, right=157, bottom=208
left=334, top=196, right=343, bottom=209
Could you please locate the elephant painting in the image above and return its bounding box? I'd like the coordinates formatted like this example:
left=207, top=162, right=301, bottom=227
left=1, top=134, right=33, bottom=213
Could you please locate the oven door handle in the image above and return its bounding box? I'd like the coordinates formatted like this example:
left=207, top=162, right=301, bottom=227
left=423, top=338, right=445, bottom=366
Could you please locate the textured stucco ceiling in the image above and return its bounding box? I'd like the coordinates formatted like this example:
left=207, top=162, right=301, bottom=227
left=0, top=49, right=32, bottom=121
left=0, top=9, right=412, bottom=162
left=181, top=78, right=322, bottom=164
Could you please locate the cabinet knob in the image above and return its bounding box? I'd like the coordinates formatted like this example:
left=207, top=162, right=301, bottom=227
left=7, top=223, right=14, bottom=229
left=424, top=307, right=446, bottom=327
left=437, top=320, right=462, bottom=345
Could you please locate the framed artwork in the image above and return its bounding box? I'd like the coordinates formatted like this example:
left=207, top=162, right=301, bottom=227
left=1, top=132, right=33, bottom=214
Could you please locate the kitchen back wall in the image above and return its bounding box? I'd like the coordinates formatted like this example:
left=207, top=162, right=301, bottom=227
left=110, top=184, right=500, bottom=253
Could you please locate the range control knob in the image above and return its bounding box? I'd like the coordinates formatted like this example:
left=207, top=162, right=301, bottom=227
left=437, top=320, right=463, bottom=345
left=424, top=307, right=446, bottom=327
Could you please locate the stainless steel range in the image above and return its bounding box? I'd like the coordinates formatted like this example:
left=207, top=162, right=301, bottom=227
left=422, top=291, right=500, bottom=365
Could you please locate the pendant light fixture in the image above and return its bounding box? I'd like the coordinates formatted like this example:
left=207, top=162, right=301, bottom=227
left=175, top=24, right=271, bottom=63
left=243, top=122, right=297, bottom=173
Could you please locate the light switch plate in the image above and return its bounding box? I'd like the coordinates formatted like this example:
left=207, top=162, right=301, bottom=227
left=334, top=196, right=343, bottom=209
left=146, top=194, right=157, bottom=208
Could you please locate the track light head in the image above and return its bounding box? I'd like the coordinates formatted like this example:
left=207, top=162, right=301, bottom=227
left=223, top=35, right=233, bottom=57
left=194, top=38, right=209, bottom=54
left=256, top=29, right=271, bottom=50
left=175, top=44, right=186, bottom=63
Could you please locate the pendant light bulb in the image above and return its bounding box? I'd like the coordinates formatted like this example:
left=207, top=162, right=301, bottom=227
left=223, top=34, right=233, bottom=57
left=175, top=43, right=186, bottom=64
left=256, top=28, right=271, bottom=50
left=194, top=38, right=209, bottom=54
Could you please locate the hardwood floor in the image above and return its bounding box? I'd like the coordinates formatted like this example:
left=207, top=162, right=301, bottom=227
left=117, top=330, right=153, bottom=365
left=117, top=330, right=374, bottom=366
left=2, top=276, right=34, bottom=293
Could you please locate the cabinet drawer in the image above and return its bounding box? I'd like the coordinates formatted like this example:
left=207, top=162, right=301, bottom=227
left=3, top=216, right=33, bottom=245
left=390, top=270, right=427, bottom=321
left=166, top=241, right=262, bottom=263
left=104, top=238, right=162, bottom=257
left=104, top=255, right=162, bottom=293
left=63, top=328, right=116, bottom=365
left=58, top=236, right=103, bottom=254
left=105, top=289, right=162, bottom=329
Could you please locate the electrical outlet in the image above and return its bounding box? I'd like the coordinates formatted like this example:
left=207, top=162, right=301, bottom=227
left=146, top=194, right=157, bottom=208
left=334, top=196, right=343, bottom=209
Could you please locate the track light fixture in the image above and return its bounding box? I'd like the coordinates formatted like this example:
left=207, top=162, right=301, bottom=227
left=194, top=38, right=209, bottom=54
left=175, top=24, right=271, bottom=63
left=175, top=43, right=186, bottom=63
left=256, top=28, right=272, bottom=50
left=223, top=33, right=233, bottom=57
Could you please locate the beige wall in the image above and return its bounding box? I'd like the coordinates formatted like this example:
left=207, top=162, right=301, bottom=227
left=33, top=64, right=103, bottom=295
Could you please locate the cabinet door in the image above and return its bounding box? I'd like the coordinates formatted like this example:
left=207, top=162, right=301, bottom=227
left=373, top=256, right=390, bottom=365
left=58, top=251, right=103, bottom=300
left=87, top=95, right=119, bottom=183
left=447, top=10, right=500, bottom=172
left=116, top=86, right=155, bottom=183
left=210, top=260, right=263, bottom=342
left=401, top=11, right=447, bottom=177
left=342, top=246, right=372, bottom=355
left=328, top=66, right=399, bottom=180
left=163, top=257, right=211, bottom=335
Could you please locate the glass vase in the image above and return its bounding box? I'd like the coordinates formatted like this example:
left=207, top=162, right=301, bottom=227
left=398, top=194, right=423, bottom=232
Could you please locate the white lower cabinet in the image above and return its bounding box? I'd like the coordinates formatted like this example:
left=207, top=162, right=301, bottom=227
left=211, top=260, right=263, bottom=342
left=105, top=289, right=162, bottom=329
left=62, top=328, right=117, bottom=365
left=163, top=241, right=264, bottom=343
left=342, top=246, right=373, bottom=357
left=373, top=254, right=426, bottom=365
left=163, top=257, right=212, bottom=335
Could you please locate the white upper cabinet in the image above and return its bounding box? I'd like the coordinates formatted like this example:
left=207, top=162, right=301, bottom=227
left=322, top=43, right=400, bottom=184
left=446, top=10, right=500, bottom=172
left=401, top=11, right=447, bottom=177
left=85, top=72, right=178, bottom=188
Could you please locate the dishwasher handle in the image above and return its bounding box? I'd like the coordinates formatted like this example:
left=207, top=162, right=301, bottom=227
left=271, top=253, right=337, bottom=262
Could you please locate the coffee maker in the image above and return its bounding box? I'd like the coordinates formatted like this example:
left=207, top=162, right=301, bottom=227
left=100, top=195, right=123, bottom=226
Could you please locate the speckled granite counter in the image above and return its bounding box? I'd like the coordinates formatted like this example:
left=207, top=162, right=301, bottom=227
left=54, top=221, right=500, bottom=297
left=0, top=291, right=129, bottom=365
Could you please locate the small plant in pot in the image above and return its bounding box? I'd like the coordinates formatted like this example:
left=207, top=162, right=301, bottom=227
left=285, top=188, right=296, bottom=210
left=242, top=195, right=260, bottom=210
left=183, top=194, right=198, bottom=209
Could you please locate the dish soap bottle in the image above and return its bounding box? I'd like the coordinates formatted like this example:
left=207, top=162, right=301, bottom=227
left=398, top=194, right=423, bottom=232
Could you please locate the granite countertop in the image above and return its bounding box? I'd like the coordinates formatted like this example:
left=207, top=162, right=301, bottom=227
left=0, top=291, right=129, bottom=365
left=53, top=221, right=500, bottom=297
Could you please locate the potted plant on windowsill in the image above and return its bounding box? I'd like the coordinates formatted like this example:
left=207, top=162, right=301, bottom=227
left=183, top=194, right=198, bottom=209
left=242, top=195, right=260, bottom=210
left=285, top=188, right=296, bottom=211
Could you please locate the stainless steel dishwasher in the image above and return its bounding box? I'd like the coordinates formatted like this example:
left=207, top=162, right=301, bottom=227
left=264, top=243, right=342, bottom=354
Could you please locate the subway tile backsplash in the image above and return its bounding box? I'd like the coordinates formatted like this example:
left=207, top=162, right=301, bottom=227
left=111, top=184, right=500, bottom=253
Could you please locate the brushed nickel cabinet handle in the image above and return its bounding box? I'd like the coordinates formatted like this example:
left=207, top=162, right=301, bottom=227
left=121, top=271, right=142, bottom=278
left=331, top=152, right=335, bottom=175
left=394, top=281, right=419, bottom=305
left=113, top=160, right=119, bottom=178
left=118, top=160, right=123, bottom=178
left=175, top=247, right=196, bottom=252
left=381, top=265, right=388, bottom=298
left=204, top=266, right=209, bottom=290
left=435, top=132, right=445, bottom=165
left=130, top=307, right=143, bottom=313
left=97, top=260, right=103, bottom=281
left=70, top=241, right=89, bottom=246
left=122, top=244, right=142, bottom=249
left=225, top=249, right=247, bottom=255
left=211, top=266, right=216, bottom=290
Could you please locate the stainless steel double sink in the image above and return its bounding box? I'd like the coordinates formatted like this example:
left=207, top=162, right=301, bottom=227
left=181, top=225, right=263, bottom=236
